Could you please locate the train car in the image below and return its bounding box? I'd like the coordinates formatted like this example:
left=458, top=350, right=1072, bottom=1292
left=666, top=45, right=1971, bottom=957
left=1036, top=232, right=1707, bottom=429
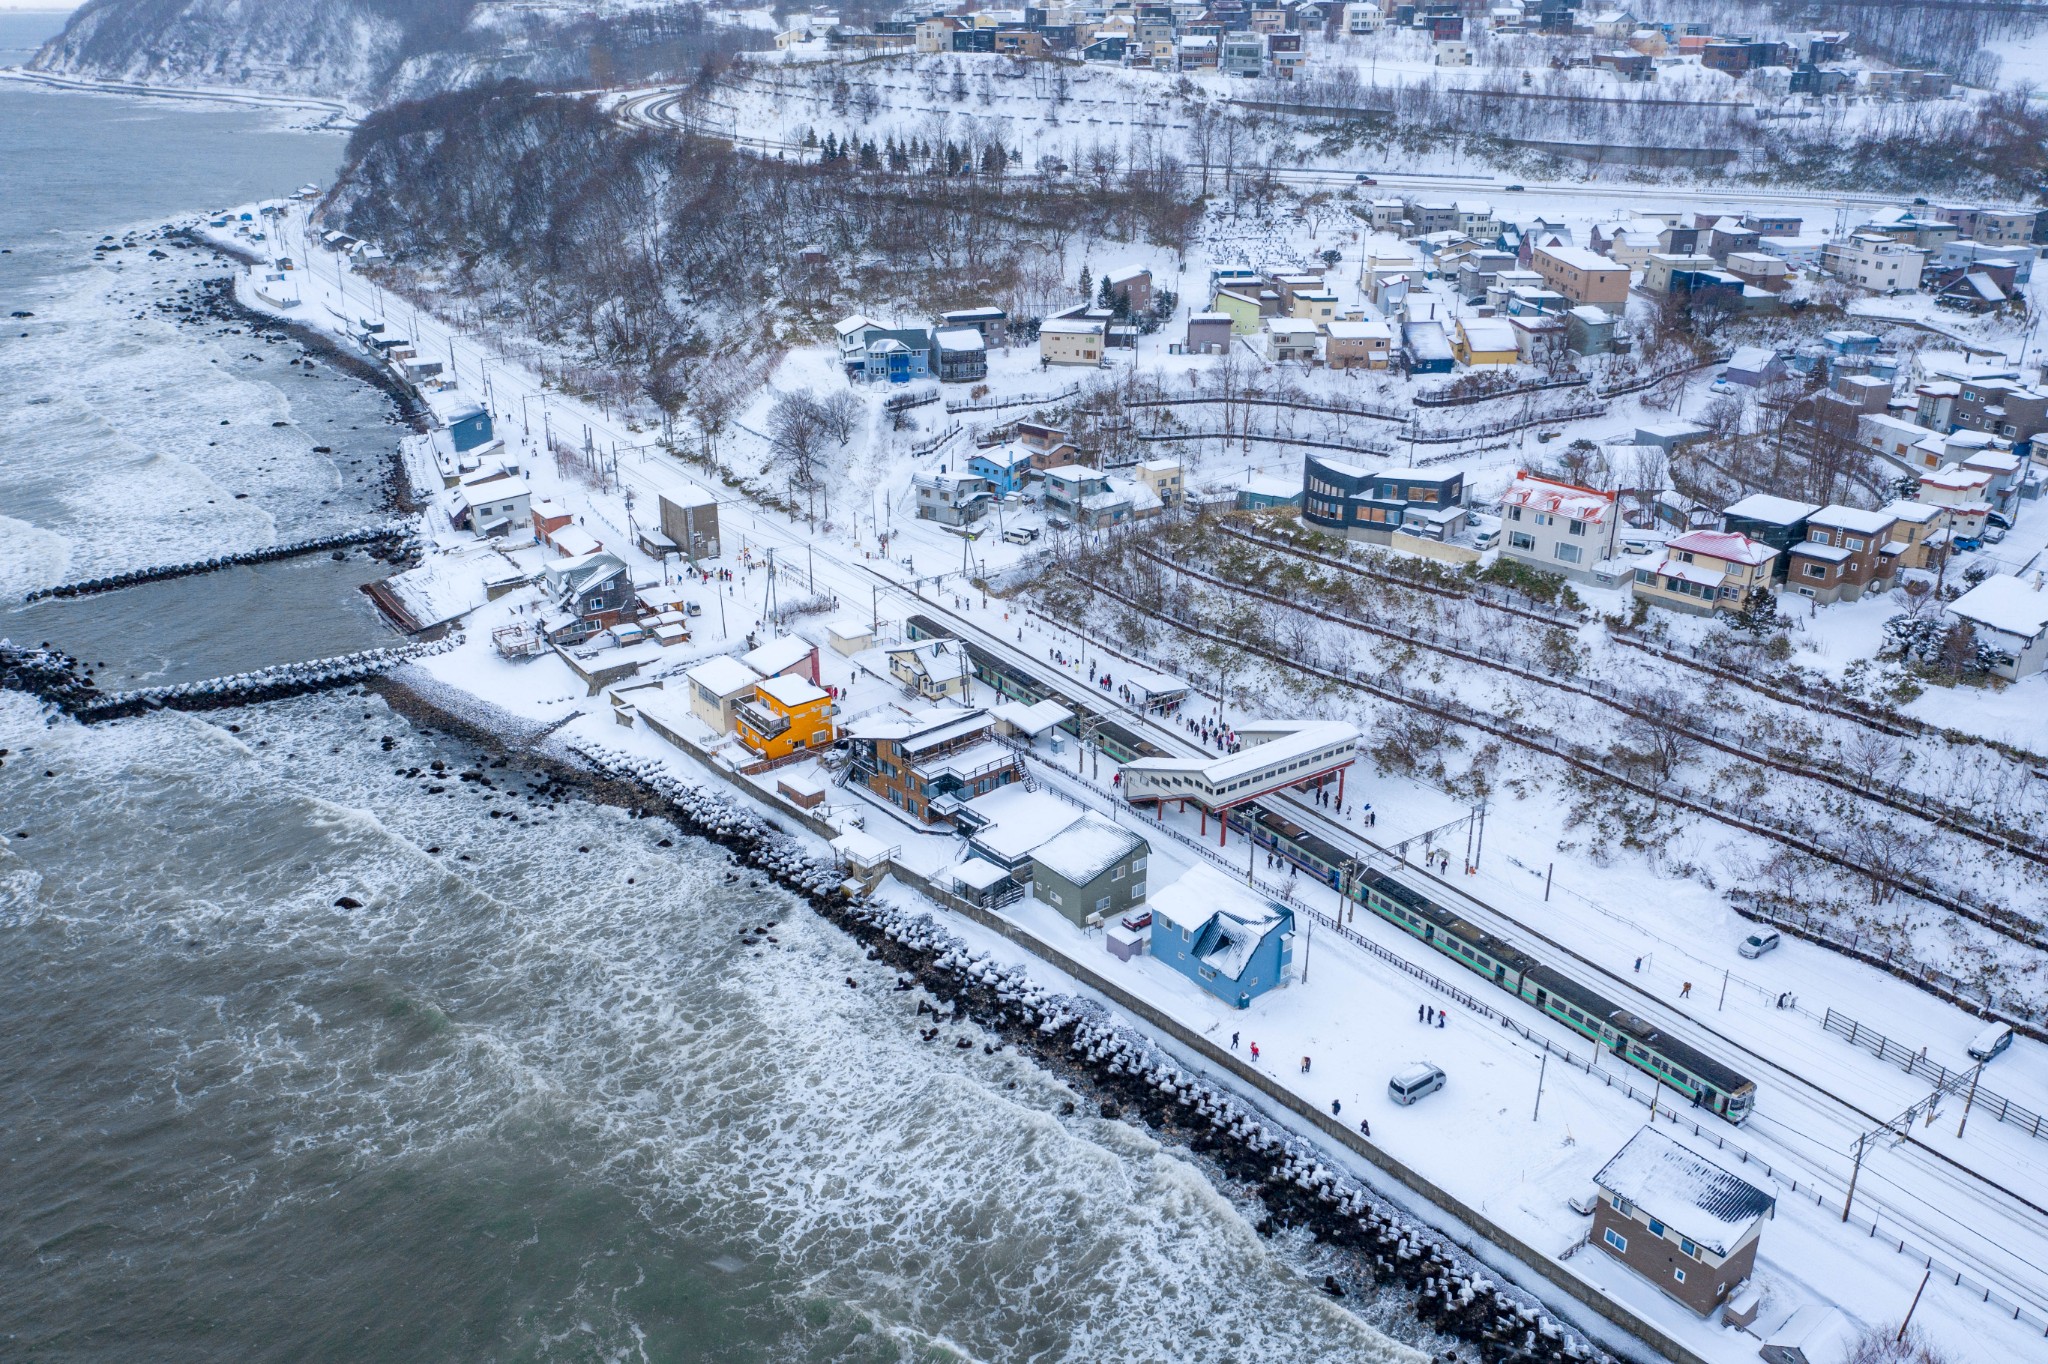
left=1243, top=807, right=1757, bottom=1124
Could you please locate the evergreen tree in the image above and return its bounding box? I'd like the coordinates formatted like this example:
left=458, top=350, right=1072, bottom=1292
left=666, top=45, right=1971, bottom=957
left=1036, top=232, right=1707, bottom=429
left=1079, top=264, right=1092, bottom=301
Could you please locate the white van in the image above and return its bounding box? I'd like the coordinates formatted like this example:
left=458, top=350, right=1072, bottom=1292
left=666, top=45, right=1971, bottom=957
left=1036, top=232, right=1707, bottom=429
left=1388, top=1062, right=1446, bottom=1106
left=1738, top=929, right=1781, bottom=959
left=1968, top=1022, right=2015, bottom=1063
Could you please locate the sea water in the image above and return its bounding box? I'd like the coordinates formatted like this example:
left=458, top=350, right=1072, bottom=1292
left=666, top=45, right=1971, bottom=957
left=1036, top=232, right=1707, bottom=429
left=0, top=26, right=1439, bottom=1359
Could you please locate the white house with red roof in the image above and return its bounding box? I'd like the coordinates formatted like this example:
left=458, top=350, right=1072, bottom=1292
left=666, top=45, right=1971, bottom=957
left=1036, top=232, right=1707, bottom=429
left=1917, top=464, right=1995, bottom=542
left=1631, top=529, right=1779, bottom=616
left=1495, top=471, right=1621, bottom=583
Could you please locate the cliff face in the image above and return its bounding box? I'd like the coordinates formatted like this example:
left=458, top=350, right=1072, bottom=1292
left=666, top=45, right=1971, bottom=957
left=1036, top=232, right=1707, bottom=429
left=28, top=0, right=475, bottom=104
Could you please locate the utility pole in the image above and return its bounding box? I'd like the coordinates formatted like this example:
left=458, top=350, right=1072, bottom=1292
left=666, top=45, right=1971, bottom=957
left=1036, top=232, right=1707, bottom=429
left=1843, top=1130, right=1869, bottom=1222
left=1956, top=1063, right=1984, bottom=1139
left=1544, top=862, right=1553, bottom=901
left=1898, top=1270, right=1931, bottom=1342
left=1533, top=1051, right=1548, bottom=1122
left=1718, top=968, right=1729, bottom=1011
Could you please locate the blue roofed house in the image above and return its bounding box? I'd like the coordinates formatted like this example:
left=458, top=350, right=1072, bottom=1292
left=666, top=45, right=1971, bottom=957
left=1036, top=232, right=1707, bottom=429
left=1149, top=865, right=1296, bottom=1008
left=448, top=404, right=495, bottom=453
left=969, top=444, right=1037, bottom=496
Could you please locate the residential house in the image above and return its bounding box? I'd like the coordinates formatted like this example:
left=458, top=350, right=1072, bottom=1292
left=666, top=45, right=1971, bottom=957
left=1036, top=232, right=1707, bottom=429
left=1235, top=474, right=1304, bottom=512
left=1724, top=252, right=1791, bottom=292
left=1305, top=458, right=1467, bottom=545
left=1786, top=505, right=1902, bottom=603
left=1822, top=233, right=1927, bottom=292
left=1947, top=376, right=2048, bottom=454
left=657, top=488, right=721, bottom=564
left=734, top=674, right=837, bottom=761
left=1936, top=240, right=2031, bottom=285
left=1564, top=305, right=1621, bottom=356
left=742, top=634, right=820, bottom=686
left=913, top=469, right=993, bottom=527
left=1043, top=464, right=1134, bottom=528
left=447, top=404, right=494, bottom=453
left=968, top=444, right=1037, bottom=496
left=1946, top=576, right=2048, bottom=680
left=1511, top=313, right=1570, bottom=364
left=844, top=706, right=1023, bottom=824
left=1039, top=317, right=1105, bottom=366
left=937, top=306, right=1009, bottom=345
left=1918, top=465, right=1995, bottom=542
left=1589, top=219, right=1671, bottom=272
left=1719, top=494, right=1819, bottom=584
left=1934, top=269, right=2011, bottom=314
left=1104, top=265, right=1153, bottom=312
left=1877, top=499, right=1949, bottom=573
left=1635, top=422, right=1710, bottom=455
left=451, top=472, right=530, bottom=539
left=1453, top=249, right=1519, bottom=302
left=1289, top=290, right=1340, bottom=326
left=932, top=327, right=988, bottom=383
left=685, top=654, right=762, bottom=735
left=1184, top=311, right=1234, bottom=354
left=538, top=552, right=633, bottom=645
left=1211, top=288, right=1266, bottom=335
left=1453, top=317, right=1519, bottom=366
left=532, top=496, right=574, bottom=547
left=1592, top=1126, right=1775, bottom=1316
left=915, top=15, right=963, bottom=50
left=1740, top=212, right=1803, bottom=238
left=1634, top=529, right=1779, bottom=616
left=835, top=315, right=934, bottom=383
left=1029, top=814, right=1150, bottom=927
left=1150, top=866, right=1296, bottom=1008
left=1496, top=472, right=1621, bottom=582
left=1325, top=319, right=1393, bottom=369
left=1533, top=243, right=1632, bottom=306
left=1402, top=319, right=1456, bottom=375
left=888, top=639, right=976, bottom=701
left=1265, top=318, right=1322, bottom=364
left=1015, top=421, right=1082, bottom=471
left=1641, top=252, right=1721, bottom=295
left=1721, top=345, right=1784, bottom=387
left=1136, top=458, right=1184, bottom=510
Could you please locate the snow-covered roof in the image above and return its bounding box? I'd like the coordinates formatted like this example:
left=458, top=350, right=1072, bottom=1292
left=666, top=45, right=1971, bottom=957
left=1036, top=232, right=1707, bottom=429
left=1499, top=474, right=1614, bottom=524
left=1762, top=1307, right=1860, bottom=1364
left=944, top=858, right=1014, bottom=891
left=1153, top=867, right=1291, bottom=980
left=1881, top=499, right=1941, bottom=525
left=1725, top=345, right=1777, bottom=372
left=1808, top=505, right=1894, bottom=534
left=834, top=313, right=877, bottom=337
left=742, top=635, right=813, bottom=676
left=1593, top=1126, right=1774, bottom=1257
left=1921, top=465, right=1992, bottom=492
left=1459, top=318, right=1517, bottom=352
left=1031, top=813, right=1146, bottom=886
left=1669, top=529, right=1776, bottom=566
left=964, top=785, right=1085, bottom=861
left=1949, top=576, right=2048, bottom=641
left=991, top=698, right=1073, bottom=735
left=1790, top=541, right=1853, bottom=564
left=932, top=326, right=985, bottom=352
left=891, top=639, right=974, bottom=684
left=687, top=655, right=763, bottom=696
left=755, top=673, right=829, bottom=708
left=1326, top=320, right=1393, bottom=340
left=1535, top=244, right=1622, bottom=273
left=1106, top=264, right=1149, bottom=284
left=1653, top=558, right=1728, bottom=588
left=1040, top=317, right=1105, bottom=336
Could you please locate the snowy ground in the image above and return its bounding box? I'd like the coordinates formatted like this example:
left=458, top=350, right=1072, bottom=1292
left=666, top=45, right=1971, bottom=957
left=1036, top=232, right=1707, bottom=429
left=207, top=200, right=2048, bottom=1364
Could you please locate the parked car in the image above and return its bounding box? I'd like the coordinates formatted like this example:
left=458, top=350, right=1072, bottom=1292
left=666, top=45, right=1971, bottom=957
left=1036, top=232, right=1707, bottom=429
left=1356, top=174, right=1378, bottom=185
left=1987, top=511, right=2012, bottom=530
left=1505, top=183, right=1525, bottom=191
left=1710, top=379, right=1737, bottom=395
left=1388, top=1061, right=1446, bottom=1105
left=1002, top=525, right=1039, bottom=545
left=1568, top=1189, right=1601, bottom=1216
left=1985, top=526, right=2007, bottom=544
left=1738, top=929, right=1781, bottom=959
left=1912, top=196, right=1930, bottom=206
left=1968, top=1022, right=2014, bottom=1063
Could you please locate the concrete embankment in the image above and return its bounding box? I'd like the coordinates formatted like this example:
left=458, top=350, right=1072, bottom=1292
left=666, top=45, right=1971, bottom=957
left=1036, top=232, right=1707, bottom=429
left=22, top=524, right=413, bottom=603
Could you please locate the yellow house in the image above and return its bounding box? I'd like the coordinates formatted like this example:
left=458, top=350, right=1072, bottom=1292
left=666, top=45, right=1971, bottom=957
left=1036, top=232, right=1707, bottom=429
left=1211, top=288, right=1265, bottom=335
left=1289, top=290, right=1339, bottom=325
left=1453, top=317, right=1518, bottom=366
left=734, top=673, right=837, bottom=760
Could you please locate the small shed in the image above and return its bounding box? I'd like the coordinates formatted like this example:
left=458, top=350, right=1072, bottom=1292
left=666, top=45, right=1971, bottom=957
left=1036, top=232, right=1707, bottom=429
left=1758, top=1306, right=1859, bottom=1364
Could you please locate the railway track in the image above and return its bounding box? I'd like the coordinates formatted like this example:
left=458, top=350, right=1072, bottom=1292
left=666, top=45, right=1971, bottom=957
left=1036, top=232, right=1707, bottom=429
left=891, top=581, right=2048, bottom=1314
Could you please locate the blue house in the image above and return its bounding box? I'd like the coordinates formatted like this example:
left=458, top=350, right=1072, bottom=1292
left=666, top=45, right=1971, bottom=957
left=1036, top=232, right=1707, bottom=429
left=1149, top=867, right=1295, bottom=1009
left=969, top=445, right=1037, bottom=495
left=834, top=314, right=935, bottom=384
left=448, top=404, right=494, bottom=453
left=1402, top=319, right=1455, bottom=375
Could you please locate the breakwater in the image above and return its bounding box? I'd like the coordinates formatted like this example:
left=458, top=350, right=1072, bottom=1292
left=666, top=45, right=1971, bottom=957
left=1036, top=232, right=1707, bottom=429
left=0, top=640, right=448, bottom=723
left=22, top=524, right=413, bottom=603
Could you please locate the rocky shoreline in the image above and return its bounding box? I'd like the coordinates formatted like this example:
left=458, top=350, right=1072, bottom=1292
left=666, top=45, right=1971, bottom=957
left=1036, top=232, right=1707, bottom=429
left=357, top=673, right=1611, bottom=1364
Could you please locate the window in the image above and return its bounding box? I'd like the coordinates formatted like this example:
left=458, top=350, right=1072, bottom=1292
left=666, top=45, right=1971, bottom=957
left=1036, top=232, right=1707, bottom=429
left=1673, top=1268, right=1687, bottom=1285
left=1846, top=537, right=1866, bottom=552
left=1634, top=569, right=1655, bottom=585
left=1603, top=1228, right=1628, bottom=1254
left=1509, top=531, right=1536, bottom=551
left=1130, top=882, right=1145, bottom=898
left=1569, top=518, right=1586, bottom=536
left=1554, top=542, right=1582, bottom=564
left=1680, top=1238, right=1697, bottom=1257
left=1647, top=1218, right=1665, bottom=1237
left=1506, top=505, right=1522, bottom=521
left=1802, top=563, right=1828, bottom=579
left=1048, top=890, right=1063, bottom=906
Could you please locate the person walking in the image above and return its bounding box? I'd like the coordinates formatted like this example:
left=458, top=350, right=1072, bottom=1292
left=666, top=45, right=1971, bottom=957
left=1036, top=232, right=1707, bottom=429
left=1680, top=981, right=1692, bottom=999
left=1231, top=1032, right=1239, bottom=1050
left=1331, top=1099, right=1342, bottom=1117
left=1301, top=1056, right=1312, bottom=1074
left=1417, top=1003, right=1426, bottom=1024
left=1249, top=1042, right=1260, bottom=1061
left=1437, top=1012, right=1446, bottom=1030
left=1359, top=1118, right=1371, bottom=1139
left=1633, top=956, right=1643, bottom=972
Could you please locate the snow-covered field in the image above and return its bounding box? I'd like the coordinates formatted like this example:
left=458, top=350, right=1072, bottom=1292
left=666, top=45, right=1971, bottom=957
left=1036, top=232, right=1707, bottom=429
left=190, top=195, right=2048, bottom=1364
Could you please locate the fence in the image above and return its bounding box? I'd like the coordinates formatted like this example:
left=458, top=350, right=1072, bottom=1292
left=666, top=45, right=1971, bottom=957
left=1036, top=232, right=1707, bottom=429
left=1822, top=1007, right=2047, bottom=1142
left=945, top=382, right=1084, bottom=415
left=1413, top=373, right=1589, bottom=408
left=1589, top=349, right=1731, bottom=400
left=909, top=420, right=962, bottom=459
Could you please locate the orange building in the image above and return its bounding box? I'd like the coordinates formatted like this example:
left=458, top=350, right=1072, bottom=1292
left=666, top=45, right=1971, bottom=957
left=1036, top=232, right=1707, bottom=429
left=734, top=673, right=837, bottom=760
